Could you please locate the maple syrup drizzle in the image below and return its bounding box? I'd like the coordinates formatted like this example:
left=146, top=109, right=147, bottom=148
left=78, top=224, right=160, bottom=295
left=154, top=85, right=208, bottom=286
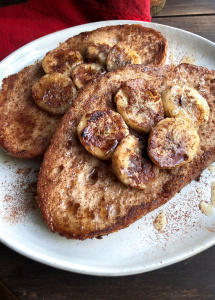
left=208, top=165, right=215, bottom=174
left=199, top=182, right=215, bottom=216
left=153, top=211, right=167, bottom=231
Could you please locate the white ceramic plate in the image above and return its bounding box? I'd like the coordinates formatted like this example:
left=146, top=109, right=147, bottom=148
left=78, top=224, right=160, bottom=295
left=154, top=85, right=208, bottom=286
left=0, top=20, right=215, bottom=277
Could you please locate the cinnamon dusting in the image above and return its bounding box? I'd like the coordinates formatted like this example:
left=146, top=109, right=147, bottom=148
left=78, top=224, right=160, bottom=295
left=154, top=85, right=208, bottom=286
left=2, top=167, right=39, bottom=224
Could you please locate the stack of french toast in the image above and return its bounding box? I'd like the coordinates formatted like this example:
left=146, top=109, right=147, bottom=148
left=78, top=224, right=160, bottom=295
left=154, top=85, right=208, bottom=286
left=0, top=24, right=215, bottom=240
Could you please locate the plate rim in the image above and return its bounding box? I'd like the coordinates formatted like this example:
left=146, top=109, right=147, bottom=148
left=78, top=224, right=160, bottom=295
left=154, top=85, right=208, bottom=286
left=0, top=20, right=215, bottom=277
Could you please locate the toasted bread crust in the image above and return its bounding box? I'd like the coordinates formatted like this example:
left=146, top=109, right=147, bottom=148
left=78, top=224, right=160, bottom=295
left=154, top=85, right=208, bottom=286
left=37, top=63, right=215, bottom=240
left=0, top=24, right=167, bottom=159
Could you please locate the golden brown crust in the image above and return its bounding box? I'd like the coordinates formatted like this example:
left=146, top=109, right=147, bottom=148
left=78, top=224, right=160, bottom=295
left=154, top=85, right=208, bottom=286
left=37, top=63, right=215, bottom=240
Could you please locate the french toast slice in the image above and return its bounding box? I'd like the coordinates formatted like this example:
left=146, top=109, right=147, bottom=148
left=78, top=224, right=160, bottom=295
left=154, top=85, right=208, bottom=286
left=37, top=63, right=215, bottom=240
left=0, top=61, right=61, bottom=158
left=0, top=24, right=167, bottom=159
left=51, top=24, right=167, bottom=66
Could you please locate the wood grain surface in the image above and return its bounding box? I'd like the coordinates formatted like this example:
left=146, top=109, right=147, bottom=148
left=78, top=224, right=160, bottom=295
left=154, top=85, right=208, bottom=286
left=0, top=0, right=215, bottom=299
left=1, top=242, right=215, bottom=300
left=153, top=15, right=215, bottom=42
left=155, top=0, right=215, bottom=16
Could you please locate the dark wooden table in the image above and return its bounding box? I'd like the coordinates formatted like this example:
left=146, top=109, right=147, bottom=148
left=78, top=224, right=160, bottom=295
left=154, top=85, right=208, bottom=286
left=0, top=0, right=215, bottom=299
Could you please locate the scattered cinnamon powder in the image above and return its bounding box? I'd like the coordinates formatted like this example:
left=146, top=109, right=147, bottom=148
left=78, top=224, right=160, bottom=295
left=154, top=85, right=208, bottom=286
left=2, top=167, right=39, bottom=224
left=15, top=167, right=32, bottom=176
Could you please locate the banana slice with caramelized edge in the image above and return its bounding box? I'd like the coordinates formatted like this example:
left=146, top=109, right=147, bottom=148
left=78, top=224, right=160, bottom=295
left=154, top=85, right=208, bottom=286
left=148, top=118, right=200, bottom=169
left=115, top=78, right=164, bottom=133
left=161, top=85, right=210, bottom=127
left=86, top=43, right=112, bottom=68
left=71, top=63, right=106, bottom=89
left=112, top=135, right=158, bottom=189
left=77, top=109, right=129, bottom=160
left=42, top=47, right=84, bottom=76
left=106, top=44, right=142, bottom=72
left=32, top=73, right=77, bottom=115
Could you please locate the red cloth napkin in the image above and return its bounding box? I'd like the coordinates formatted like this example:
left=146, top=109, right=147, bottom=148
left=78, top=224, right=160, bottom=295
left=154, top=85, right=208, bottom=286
left=0, top=0, right=151, bottom=61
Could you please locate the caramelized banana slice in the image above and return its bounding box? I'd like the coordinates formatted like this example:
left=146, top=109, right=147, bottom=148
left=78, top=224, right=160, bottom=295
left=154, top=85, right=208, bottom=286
left=106, top=44, right=142, bottom=72
left=32, top=73, right=77, bottom=115
left=161, top=85, right=210, bottom=127
left=71, top=63, right=106, bottom=89
left=115, top=79, right=164, bottom=133
left=42, top=47, right=84, bottom=76
left=112, top=135, right=158, bottom=189
left=148, top=118, right=200, bottom=169
left=77, top=109, right=129, bottom=160
left=86, top=43, right=112, bottom=67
